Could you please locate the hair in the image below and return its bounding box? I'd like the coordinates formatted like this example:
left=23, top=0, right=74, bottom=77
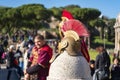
left=90, top=60, right=95, bottom=64
left=96, top=46, right=104, bottom=53
left=112, top=57, right=120, bottom=63
left=28, top=40, right=34, bottom=45
left=34, top=34, right=44, bottom=41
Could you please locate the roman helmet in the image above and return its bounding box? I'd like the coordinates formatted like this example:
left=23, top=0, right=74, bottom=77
left=58, top=30, right=81, bottom=56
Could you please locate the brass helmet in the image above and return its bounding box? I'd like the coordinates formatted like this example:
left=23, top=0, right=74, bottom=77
left=58, top=30, right=81, bottom=56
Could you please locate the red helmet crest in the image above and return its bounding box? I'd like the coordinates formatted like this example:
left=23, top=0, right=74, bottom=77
left=62, top=10, right=74, bottom=19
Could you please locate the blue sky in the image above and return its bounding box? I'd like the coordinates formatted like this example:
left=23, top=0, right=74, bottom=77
left=0, top=0, right=120, bottom=19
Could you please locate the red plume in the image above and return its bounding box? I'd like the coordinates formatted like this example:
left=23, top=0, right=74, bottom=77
left=62, top=19, right=90, bottom=37
left=62, top=10, right=74, bottom=19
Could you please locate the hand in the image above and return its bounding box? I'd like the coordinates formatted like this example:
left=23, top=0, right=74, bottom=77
left=24, top=74, right=29, bottom=80
left=24, top=69, right=27, bottom=75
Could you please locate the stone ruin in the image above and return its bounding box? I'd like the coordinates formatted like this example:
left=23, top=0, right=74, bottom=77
left=114, top=13, right=120, bottom=54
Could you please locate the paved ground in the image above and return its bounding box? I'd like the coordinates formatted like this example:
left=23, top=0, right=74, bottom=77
left=0, top=63, right=24, bottom=80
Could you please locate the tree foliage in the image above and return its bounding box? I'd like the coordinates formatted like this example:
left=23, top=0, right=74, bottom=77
left=0, top=4, right=115, bottom=44
left=49, top=7, right=62, bottom=20
left=73, top=8, right=101, bottom=23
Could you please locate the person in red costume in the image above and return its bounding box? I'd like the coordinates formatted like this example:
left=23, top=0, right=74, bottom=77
left=59, top=9, right=90, bottom=62
left=25, top=34, right=53, bottom=80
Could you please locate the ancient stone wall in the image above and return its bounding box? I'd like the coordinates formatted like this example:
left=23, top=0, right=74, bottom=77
left=114, top=13, right=120, bottom=53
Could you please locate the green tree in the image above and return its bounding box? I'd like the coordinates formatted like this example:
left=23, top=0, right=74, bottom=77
left=89, top=18, right=106, bottom=39
left=72, top=8, right=101, bottom=24
left=0, top=7, right=11, bottom=32
left=2, top=8, right=21, bottom=34
left=49, top=7, right=61, bottom=20
left=18, top=4, right=52, bottom=31
left=101, top=16, right=115, bottom=42
left=106, top=19, right=115, bottom=42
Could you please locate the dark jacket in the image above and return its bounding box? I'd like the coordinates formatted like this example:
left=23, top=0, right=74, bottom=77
left=95, top=50, right=110, bottom=70
left=6, top=51, right=17, bottom=68
left=95, top=50, right=111, bottom=80
left=0, top=44, right=4, bottom=59
left=111, top=64, right=120, bottom=80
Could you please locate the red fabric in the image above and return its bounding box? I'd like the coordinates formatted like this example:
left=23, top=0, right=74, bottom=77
left=37, top=45, right=53, bottom=80
left=62, top=19, right=90, bottom=37
left=62, top=10, right=74, bottom=19
left=14, top=59, right=18, bottom=65
left=80, top=39, right=90, bottom=62
left=29, top=45, right=53, bottom=80
left=37, top=50, right=50, bottom=80
left=40, top=45, right=53, bottom=59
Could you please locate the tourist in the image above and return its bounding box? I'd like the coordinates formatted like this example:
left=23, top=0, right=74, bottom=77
left=6, top=45, right=18, bottom=68
left=111, top=57, right=120, bottom=80
left=94, top=46, right=111, bottom=80
left=24, top=34, right=53, bottom=80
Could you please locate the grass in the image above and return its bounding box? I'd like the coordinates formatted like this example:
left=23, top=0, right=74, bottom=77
left=90, top=36, right=114, bottom=63
left=92, top=36, right=115, bottom=49
left=94, top=38, right=114, bottom=45
left=89, top=49, right=98, bottom=60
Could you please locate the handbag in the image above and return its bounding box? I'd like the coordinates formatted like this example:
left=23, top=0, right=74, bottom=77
left=97, top=69, right=109, bottom=80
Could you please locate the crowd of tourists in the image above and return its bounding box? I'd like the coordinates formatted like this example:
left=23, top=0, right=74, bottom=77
left=0, top=31, right=119, bottom=80
left=0, top=32, right=56, bottom=80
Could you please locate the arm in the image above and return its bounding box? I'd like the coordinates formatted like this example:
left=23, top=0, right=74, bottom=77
left=26, top=50, right=51, bottom=74
left=37, top=50, right=51, bottom=68
left=106, top=54, right=111, bottom=68
left=95, top=55, right=100, bottom=69
left=27, top=48, right=34, bottom=68
left=26, top=64, right=43, bottom=74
